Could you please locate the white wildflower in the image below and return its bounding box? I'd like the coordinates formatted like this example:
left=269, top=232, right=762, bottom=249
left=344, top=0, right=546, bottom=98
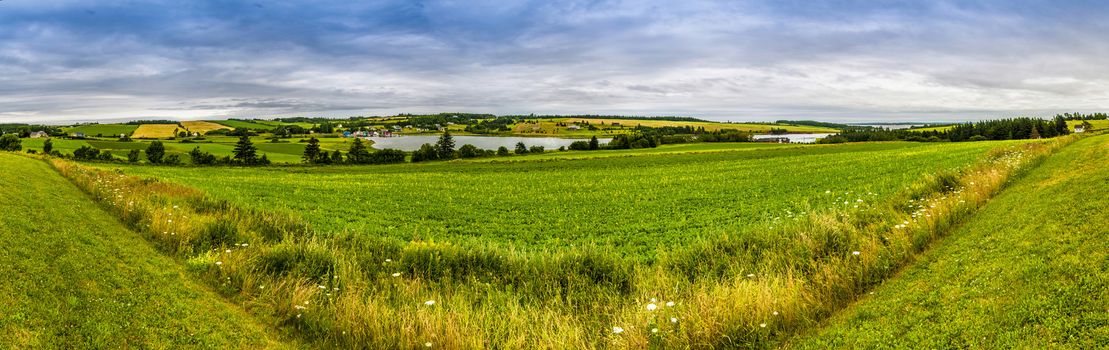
left=612, top=326, right=624, bottom=334
left=424, top=300, right=435, bottom=306
left=647, top=303, right=657, bottom=311
left=666, top=301, right=675, bottom=307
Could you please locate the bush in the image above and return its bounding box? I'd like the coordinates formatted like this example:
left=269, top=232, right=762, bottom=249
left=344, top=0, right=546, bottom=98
left=528, top=145, right=545, bottom=153
left=256, top=244, right=334, bottom=281
left=370, top=149, right=407, bottom=164
left=497, top=146, right=510, bottom=156
left=968, top=135, right=988, bottom=142
left=0, top=134, right=21, bottom=151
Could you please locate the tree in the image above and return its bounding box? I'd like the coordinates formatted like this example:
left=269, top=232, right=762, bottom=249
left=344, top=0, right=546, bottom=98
left=330, top=150, right=344, bottom=164
left=164, top=154, right=182, bottom=165
left=0, top=134, right=21, bottom=152
left=588, top=136, right=600, bottom=150
left=458, top=144, right=480, bottom=158
left=497, top=146, right=509, bottom=156
left=370, top=149, right=407, bottom=164
left=73, top=146, right=100, bottom=160
left=318, top=151, right=333, bottom=165
left=528, top=145, right=545, bottom=153
left=514, top=142, right=528, bottom=154
left=347, top=138, right=370, bottom=164
left=146, top=141, right=165, bottom=164
left=97, top=150, right=114, bottom=161
left=189, top=147, right=216, bottom=165
left=436, top=131, right=456, bottom=159
left=233, top=135, right=257, bottom=164
left=43, top=138, right=53, bottom=154
left=127, top=149, right=141, bottom=163
left=302, top=137, right=322, bottom=163
left=411, top=143, right=440, bottom=162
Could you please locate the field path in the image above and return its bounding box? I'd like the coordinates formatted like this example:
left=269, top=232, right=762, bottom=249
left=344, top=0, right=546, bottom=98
left=787, top=134, right=1109, bottom=348
left=0, top=153, right=293, bottom=349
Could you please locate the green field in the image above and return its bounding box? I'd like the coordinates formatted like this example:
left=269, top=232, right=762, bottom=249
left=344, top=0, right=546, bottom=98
left=102, top=141, right=1016, bottom=257
left=63, top=124, right=139, bottom=137
left=790, top=133, right=1109, bottom=348
left=1067, top=119, right=1109, bottom=131
left=0, top=153, right=290, bottom=348
left=213, top=119, right=279, bottom=130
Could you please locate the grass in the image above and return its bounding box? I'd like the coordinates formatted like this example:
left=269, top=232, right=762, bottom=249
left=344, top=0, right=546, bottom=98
left=63, top=124, right=139, bottom=137
left=463, top=142, right=805, bottom=162
left=59, top=137, right=1074, bottom=348
left=788, top=133, right=1108, bottom=348
left=132, top=124, right=183, bottom=138
left=0, top=153, right=290, bottom=348
left=181, top=121, right=231, bottom=134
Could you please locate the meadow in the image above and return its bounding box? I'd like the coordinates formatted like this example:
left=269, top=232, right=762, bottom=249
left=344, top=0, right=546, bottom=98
left=54, top=135, right=1077, bottom=349
left=181, top=120, right=231, bottom=134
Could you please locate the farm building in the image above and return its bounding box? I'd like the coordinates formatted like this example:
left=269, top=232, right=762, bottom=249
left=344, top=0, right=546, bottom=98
left=72, top=132, right=86, bottom=138
left=29, top=131, right=49, bottom=138
left=1074, top=125, right=1086, bottom=133
left=567, top=124, right=581, bottom=130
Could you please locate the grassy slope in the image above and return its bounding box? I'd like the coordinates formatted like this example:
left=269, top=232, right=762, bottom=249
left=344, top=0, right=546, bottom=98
left=789, top=134, right=1109, bottom=348
left=0, top=153, right=290, bottom=349
left=97, top=141, right=1018, bottom=258
left=132, top=124, right=182, bottom=138
left=213, top=119, right=278, bottom=130
left=1067, top=119, right=1109, bottom=131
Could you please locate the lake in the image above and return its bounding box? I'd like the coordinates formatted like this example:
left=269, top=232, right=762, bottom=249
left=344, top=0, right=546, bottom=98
left=752, top=133, right=834, bottom=143
left=368, top=135, right=611, bottom=151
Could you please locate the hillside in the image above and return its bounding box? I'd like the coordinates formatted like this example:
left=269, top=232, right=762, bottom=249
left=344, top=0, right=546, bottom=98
left=0, top=153, right=290, bottom=348
left=788, top=133, right=1109, bottom=348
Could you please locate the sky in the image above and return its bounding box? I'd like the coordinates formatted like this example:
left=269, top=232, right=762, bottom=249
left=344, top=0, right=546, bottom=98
left=2, top=0, right=1109, bottom=124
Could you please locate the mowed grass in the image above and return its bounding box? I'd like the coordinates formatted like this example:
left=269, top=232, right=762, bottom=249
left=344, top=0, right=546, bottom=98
left=132, top=124, right=182, bottom=138
left=63, top=124, right=139, bottom=137
left=0, top=153, right=289, bottom=349
left=464, top=142, right=805, bottom=163
left=789, top=133, right=1109, bottom=348
left=181, top=121, right=230, bottom=134
left=102, top=140, right=1020, bottom=258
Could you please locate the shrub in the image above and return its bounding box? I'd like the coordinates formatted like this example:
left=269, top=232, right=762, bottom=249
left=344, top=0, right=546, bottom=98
left=0, top=134, right=21, bottom=151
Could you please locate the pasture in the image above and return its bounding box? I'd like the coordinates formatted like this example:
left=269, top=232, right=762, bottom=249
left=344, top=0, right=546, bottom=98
left=63, top=123, right=139, bottom=137
left=132, top=124, right=183, bottom=138
left=213, top=119, right=279, bottom=130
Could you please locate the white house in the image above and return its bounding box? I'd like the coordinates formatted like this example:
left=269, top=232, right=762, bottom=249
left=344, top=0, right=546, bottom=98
left=1074, top=125, right=1086, bottom=133
left=567, top=124, right=581, bottom=131
left=29, top=131, right=48, bottom=138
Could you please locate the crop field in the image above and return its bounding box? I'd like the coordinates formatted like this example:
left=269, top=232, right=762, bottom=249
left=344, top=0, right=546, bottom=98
left=63, top=135, right=1073, bottom=348
left=790, top=133, right=1109, bottom=348
left=105, top=140, right=1020, bottom=256
left=180, top=120, right=230, bottom=134
left=63, top=123, right=139, bottom=137
left=0, top=153, right=289, bottom=348
left=132, top=124, right=182, bottom=138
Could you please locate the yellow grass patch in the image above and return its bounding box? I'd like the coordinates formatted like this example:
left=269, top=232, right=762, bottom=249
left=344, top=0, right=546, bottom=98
left=132, top=124, right=182, bottom=138
left=181, top=121, right=230, bottom=135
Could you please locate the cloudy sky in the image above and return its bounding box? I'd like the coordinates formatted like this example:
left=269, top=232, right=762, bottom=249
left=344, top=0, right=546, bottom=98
left=2, top=0, right=1109, bottom=123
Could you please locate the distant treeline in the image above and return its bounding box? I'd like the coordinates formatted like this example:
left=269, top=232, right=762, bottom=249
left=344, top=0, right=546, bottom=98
left=820, top=117, right=1073, bottom=144
left=776, top=120, right=853, bottom=129
left=0, top=124, right=63, bottom=135
left=1057, top=112, right=1108, bottom=120
left=122, top=120, right=178, bottom=125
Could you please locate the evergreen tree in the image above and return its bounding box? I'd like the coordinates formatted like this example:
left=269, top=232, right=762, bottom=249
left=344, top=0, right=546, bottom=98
left=233, top=135, right=257, bottom=164
left=43, top=138, right=53, bottom=154
left=146, top=141, right=165, bottom=163
left=318, top=151, right=332, bottom=165
left=331, top=150, right=344, bottom=164
left=436, top=131, right=456, bottom=159
left=303, top=137, right=322, bottom=163
left=514, top=142, right=528, bottom=154
left=588, top=136, right=600, bottom=150
left=497, top=146, right=509, bottom=156
left=347, top=138, right=370, bottom=164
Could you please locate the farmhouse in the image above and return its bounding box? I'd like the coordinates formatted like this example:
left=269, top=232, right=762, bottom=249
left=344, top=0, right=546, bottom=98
left=29, top=131, right=49, bottom=138
left=1074, top=125, right=1086, bottom=133
left=567, top=124, right=581, bottom=130
left=72, top=132, right=86, bottom=138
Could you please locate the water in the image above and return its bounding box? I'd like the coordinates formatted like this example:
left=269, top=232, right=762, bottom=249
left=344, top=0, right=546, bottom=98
left=751, top=133, right=834, bottom=144
left=367, top=135, right=610, bottom=151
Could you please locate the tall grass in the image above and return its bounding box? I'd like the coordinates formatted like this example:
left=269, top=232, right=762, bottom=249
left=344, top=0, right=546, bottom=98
left=49, top=135, right=1077, bottom=349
